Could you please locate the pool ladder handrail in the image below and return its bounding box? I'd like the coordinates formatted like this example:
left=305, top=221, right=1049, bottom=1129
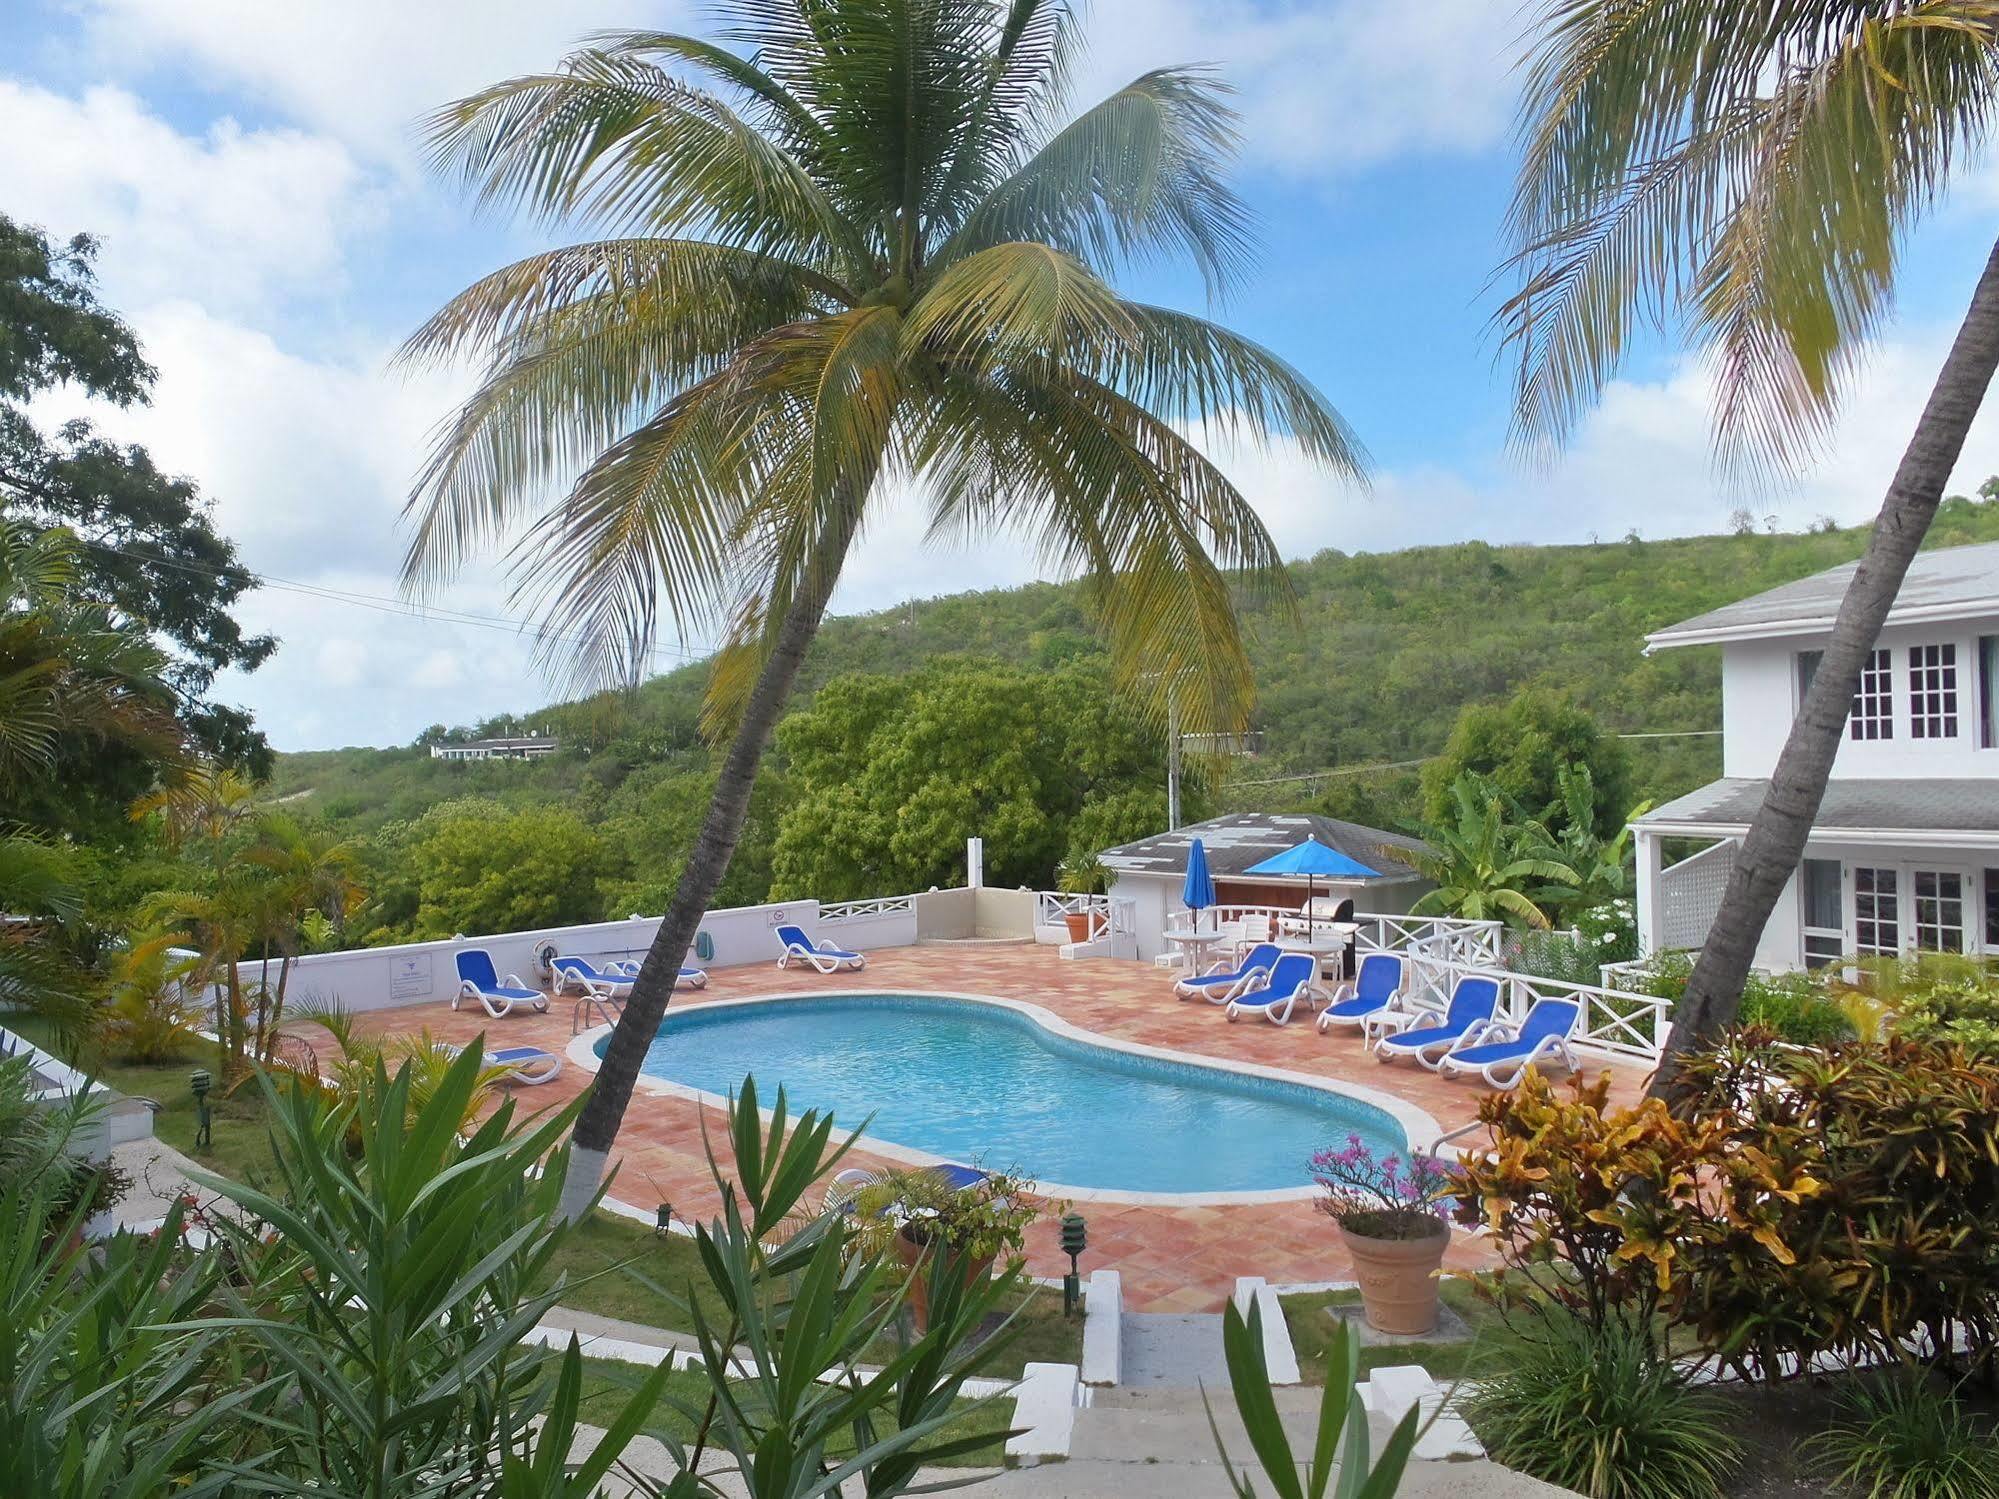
left=573, top=992, right=624, bottom=1035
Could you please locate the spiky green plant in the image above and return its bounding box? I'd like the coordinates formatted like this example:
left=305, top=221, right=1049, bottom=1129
left=399, top=1, right=1367, bottom=1215
left=1812, top=1373, right=1999, bottom=1499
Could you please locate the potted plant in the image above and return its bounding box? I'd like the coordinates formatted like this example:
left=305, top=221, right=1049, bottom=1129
left=1055, top=853, right=1109, bottom=944
left=1311, top=1134, right=1453, bottom=1335
left=854, top=1167, right=1042, bottom=1332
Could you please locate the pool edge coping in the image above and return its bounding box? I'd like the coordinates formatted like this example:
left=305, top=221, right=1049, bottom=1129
left=564, top=985, right=1445, bottom=1207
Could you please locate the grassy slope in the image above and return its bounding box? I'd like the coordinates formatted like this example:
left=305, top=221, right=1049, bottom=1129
left=270, top=500, right=1999, bottom=830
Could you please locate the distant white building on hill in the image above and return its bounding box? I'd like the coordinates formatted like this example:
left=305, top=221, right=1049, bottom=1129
left=1633, top=539, right=1999, bottom=971
left=429, top=735, right=561, bottom=762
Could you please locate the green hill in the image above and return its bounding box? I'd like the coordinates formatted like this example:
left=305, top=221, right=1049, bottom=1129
left=273, top=491, right=1999, bottom=835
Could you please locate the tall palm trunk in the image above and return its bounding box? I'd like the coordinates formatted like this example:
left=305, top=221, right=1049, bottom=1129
left=1651, top=237, right=1999, bottom=1101
left=559, top=510, right=865, bottom=1220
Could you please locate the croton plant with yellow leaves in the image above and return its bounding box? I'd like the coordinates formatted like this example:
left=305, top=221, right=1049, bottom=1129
left=1449, top=1032, right=1999, bottom=1382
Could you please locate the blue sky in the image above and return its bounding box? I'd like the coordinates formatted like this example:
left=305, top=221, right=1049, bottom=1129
left=6, top=0, right=1999, bottom=751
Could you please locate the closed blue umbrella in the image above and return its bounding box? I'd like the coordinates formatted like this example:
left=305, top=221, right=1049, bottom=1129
left=1182, top=838, right=1216, bottom=929
left=1243, top=838, right=1378, bottom=940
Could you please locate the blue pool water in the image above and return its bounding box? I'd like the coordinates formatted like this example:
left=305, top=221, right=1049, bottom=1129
left=616, top=994, right=1408, bottom=1194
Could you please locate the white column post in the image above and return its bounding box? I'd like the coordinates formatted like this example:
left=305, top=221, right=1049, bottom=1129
left=966, top=837, right=984, bottom=890
left=1635, top=827, right=1665, bottom=957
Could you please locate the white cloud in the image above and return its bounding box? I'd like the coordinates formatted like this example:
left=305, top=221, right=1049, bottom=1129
left=1077, top=0, right=1517, bottom=174
left=75, top=0, right=686, bottom=169
left=0, top=81, right=370, bottom=314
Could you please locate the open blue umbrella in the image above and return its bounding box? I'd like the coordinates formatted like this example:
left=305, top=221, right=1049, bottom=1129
left=1243, top=838, right=1378, bottom=939
left=1181, top=838, right=1216, bottom=930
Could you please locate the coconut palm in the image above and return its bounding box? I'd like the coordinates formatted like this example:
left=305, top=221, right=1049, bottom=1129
left=1397, top=775, right=1580, bottom=929
left=1500, top=2, right=1999, bottom=1090
left=403, top=2, right=1365, bottom=1213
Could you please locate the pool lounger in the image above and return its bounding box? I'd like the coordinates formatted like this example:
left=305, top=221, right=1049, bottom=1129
left=452, top=948, right=549, bottom=1019
left=1223, top=953, right=1323, bottom=1026
left=1174, top=943, right=1282, bottom=1003
left=1437, top=997, right=1581, bottom=1088
left=1317, top=952, right=1405, bottom=1034
left=1375, top=976, right=1500, bottom=1069
left=774, top=923, right=866, bottom=974
left=603, top=959, right=710, bottom=990
left=551, top=955, right=635, bottom=1001
left=451, top=1042, right=562, bottom=1086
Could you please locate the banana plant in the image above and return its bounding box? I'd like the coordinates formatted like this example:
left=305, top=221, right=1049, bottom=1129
left=1207, top=1299, right=1419, bottom=1499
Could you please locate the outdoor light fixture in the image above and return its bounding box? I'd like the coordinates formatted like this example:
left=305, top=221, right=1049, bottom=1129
left=655, top=1202, right=674, bottom=1238
left=190, top=1068, right=213, bottom=1151
left=1060, top=1213, right=1087, bottom=1316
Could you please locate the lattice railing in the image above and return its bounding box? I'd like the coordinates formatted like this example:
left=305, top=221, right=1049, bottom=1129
left=819, top=895, right=916, bottom=923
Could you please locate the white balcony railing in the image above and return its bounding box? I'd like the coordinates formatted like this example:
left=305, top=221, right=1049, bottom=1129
left=819, top=895, right=916, bottom=923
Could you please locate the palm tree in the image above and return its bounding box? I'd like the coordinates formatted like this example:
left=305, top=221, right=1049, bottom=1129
left=403, top=3, right=1364, bottom=1214
left=1500, top=3, right=1999, bottom=1092
left=1397, top=775, right=1580, bottom=929
left=239, top=812, right=365, bottom=1060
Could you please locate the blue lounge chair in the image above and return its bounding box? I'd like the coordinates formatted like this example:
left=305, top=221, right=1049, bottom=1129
left=1224, top=953, right=1322, bottom=1026
left=1374, top=975, right=1500, bottom=1068
left=604, top=959, right=709, bottom=989
left=775, top=923, right=866, bottom=973
left=1174, top=943, right=1282, bottom=1003
left=550, top=955, right=634, bottom=1001
left=437, top=1039, right=563, bottom=1085
left=1439, top=997, right=1581, bottom=1088
left=1317, top=952, right=1406, bottom=1034
left=452, top=949, right=548, bottom=1019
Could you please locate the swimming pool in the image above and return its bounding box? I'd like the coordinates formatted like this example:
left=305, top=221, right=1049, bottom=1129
left=605, top=992, right=1416, bottom=1197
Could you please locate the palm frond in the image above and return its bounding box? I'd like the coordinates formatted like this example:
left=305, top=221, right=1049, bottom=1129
left=904, top=241, right=1137, bottom=371
left=1503, top=0, right=1999, bottom=466
left=940, top=67, right=1255, bottom=295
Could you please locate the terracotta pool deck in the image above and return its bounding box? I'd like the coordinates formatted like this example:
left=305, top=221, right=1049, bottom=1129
left=322, top=945, right=1650, bottom=1312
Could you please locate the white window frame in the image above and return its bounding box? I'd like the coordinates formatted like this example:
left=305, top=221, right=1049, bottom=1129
left=1909, top=642, right=1960, bottom=740
left=1850, top=649, right=1894, bottom=740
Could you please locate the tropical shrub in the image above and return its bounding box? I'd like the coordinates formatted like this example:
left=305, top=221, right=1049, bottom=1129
left=1629, top=950, right=1853, bottom=1046
left=1454, top=1040, right=1999, bottom=1381
left=1400, top=773, right=1579, bottom=928
left=1461, top=1312, right=1737, bottom=1499
left=1810, top=1374, right=1999, bottom=1499
left=1504, top=929, right=1605, bottom=986
left=1574, top=897, right=1637, bottom=965
left=1849, top=953, right=1999, bottom=1056
left=851, top=1165, right=1043, bottom=1265
left=99, top=927, right=203, bottom=1063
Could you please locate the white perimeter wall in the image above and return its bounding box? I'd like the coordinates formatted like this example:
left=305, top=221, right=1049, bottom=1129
left=239, top=898, right=920, bottom=1015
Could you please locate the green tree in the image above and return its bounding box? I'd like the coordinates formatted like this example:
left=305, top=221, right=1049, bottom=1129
left=400, top=4, right=1362, bottom=1215
left=1500, top=3, right=1999, bottom=1092
left=1422, top=688, right=1630, bottom=838
left=1400, top=774, right=1579, bottom=929
left=600, top=763, right=790, bottom=915
left=406, top=799, right=609, bottom=938
left=0, top=215, right=273, bottom=777
left=768, top=659, right=1174, bottom=897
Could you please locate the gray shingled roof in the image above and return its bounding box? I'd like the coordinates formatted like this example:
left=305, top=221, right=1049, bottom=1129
left=1100, top=812, right=1428, bottom=881
left=1647, top=539, right=1999, bottom=649
left=1636, top=777, right=1999, bottom=833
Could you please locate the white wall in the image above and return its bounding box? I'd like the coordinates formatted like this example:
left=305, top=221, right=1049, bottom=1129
left=238, top=898, right=919, bottom=1016
left=1108, top=875, right=1173, bottom=960
left=1722, top=617, right=1999, bottom=781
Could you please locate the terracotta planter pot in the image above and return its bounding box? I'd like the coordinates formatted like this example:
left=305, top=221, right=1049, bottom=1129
left=894, top=1228, right=996, bottom=1334
left=1338, top=1219, right=1449, bottom=1335
left=1063, top=912, right=1097, bottom=945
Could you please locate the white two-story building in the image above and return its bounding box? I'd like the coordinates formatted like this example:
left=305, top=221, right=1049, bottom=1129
left=1633, top=540, right=1999, bottom=972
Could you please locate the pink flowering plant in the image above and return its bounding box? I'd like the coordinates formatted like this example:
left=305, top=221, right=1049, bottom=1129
left=1311, top=1134, right=1453, bottom=1241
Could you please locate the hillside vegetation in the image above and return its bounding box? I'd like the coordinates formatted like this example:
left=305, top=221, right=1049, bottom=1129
left=261, top=494, right=1999, bottom=938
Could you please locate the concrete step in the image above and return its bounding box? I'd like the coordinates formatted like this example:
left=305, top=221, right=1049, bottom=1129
left=1115, top=1312, right=1226, bottom=1388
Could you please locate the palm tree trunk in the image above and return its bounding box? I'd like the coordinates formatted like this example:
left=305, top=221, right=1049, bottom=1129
left=1651, top=236, right=1999, bottom=1101
left=558, top=509, right=865, bottom=1220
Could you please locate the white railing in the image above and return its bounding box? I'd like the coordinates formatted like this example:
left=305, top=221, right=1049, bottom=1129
left=1489, top=969, right=1673, bottom=1060
left=1036, top=891, right=1109, bottom=930
left=819, top=895, right=916, bottom=923
left=1354, top=914, right=1506, bottom=969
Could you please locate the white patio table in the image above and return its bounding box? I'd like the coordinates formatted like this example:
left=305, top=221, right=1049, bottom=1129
left=1162, top=925, right=1231, bottom=973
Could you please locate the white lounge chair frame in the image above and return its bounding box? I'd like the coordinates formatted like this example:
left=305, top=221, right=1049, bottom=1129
left=1316, top=954, right=1407, bottom=1034
left=1437, top=1008, right=1582, bottom=1089
left=1223, top=958, right=1324, bottom=1026
left=775, top=926, right=866, bottom=974
left=452, top=976, right=549, bottom=1020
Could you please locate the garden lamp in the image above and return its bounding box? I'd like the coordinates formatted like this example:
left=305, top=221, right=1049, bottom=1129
left=655, top=1202, right=674, bottom=1238
left=1060, top=1213, right=1087, bottom=1316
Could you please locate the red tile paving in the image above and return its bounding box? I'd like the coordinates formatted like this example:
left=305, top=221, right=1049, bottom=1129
left=311, top=945, right=1649, bottom=1312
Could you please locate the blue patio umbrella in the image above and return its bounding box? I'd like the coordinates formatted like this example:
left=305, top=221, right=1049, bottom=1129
left=1181, top=838, right=1216, bottom=929
left=1242, top=838, right=1379, bottom=939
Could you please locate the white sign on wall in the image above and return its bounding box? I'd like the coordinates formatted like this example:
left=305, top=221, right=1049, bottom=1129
left=390, top=953, right=434, bottom=1001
